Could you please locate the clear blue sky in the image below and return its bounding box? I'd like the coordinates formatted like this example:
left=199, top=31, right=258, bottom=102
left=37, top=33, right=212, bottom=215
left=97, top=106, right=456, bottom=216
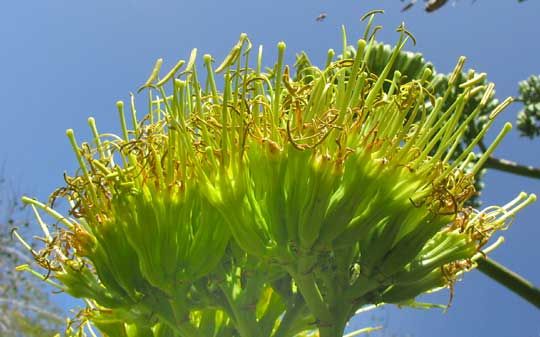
left=1, top=1, right=539, bottom=336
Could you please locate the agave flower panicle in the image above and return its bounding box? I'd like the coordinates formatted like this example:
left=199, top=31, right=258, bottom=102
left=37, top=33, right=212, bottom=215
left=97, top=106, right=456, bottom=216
left=17, top=14, right=536, bottom=337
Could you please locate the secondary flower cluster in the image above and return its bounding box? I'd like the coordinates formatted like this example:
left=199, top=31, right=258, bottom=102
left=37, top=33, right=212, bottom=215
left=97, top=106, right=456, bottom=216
left=18, top=16, right=535, bottom=337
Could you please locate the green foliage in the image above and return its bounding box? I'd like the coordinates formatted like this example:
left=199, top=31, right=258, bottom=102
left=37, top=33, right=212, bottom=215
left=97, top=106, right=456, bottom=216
left=517, top=75, right=540, bottom=138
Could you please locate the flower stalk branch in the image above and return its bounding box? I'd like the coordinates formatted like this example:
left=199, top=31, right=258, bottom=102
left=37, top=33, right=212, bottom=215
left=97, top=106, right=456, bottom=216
left=476, top=256, right=540, bottom=308
left=484, top=156, right=540, bottom=179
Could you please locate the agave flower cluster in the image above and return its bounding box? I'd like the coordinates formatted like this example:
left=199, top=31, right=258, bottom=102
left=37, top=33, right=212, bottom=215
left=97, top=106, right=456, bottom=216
left=17, top=15, right=535, bottom=337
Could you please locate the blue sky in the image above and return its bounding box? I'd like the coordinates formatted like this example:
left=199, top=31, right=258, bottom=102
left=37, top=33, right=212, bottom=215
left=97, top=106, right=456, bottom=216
left=1, top=1, right=539, bottom=336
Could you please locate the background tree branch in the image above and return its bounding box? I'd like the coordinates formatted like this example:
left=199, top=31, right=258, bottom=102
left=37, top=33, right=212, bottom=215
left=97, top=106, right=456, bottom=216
left=0, top=177, right=64, bottom=337
left=484, top=156, right=540, bottom=179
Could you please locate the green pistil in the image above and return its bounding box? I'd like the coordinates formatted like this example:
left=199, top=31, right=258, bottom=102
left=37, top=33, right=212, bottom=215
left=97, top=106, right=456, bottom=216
left=157, top=59, right=186, bottom=88
left=222, top=72, right=231, bottom=168
left=66, top=129, right=98, bottom=205
left=91, top=160, right=111, bottom=176
left=116, top=101, right=129, bottom=142
left=386, top=70, right=401, bottom=97
left=88, top=117, right=105, bottom=159
left=459, top=72, right=487, bottom=89
left=16, top=264, right=64, bottom=289
left=325, top=48, right=335, bottom=68
left=489, top=193, right=536, bottom=227
left=204, top=54, right=218, bottom=102
left=139, top=58, right=163, bottom=92
left=341, top=25, right=348, bottom=58
left=470, top=122, right=512, bottom=176
left=364, top=30, right=404, bottom=108
left=172, top=79, right=186, bottom=126
left=129, top=93, right=138, bottom=132
left=272, top=41, right=286, bottom=132
left=28, top=203, right=51, bottom=240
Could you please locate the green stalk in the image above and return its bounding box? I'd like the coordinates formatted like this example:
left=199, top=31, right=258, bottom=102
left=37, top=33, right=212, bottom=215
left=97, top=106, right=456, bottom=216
left=287, top=264, right=334, bottom=335
left=329, top=294, right=353, bottom=337
left=218, top=277, right=262, bottom=337
left=154, top=298, right=205, bottom=337
left=272, top=294, right=307, bottom=337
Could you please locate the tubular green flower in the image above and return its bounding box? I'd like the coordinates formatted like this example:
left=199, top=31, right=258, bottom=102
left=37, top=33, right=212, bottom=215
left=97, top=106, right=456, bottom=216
left=17, top=16, right=536, bottom=337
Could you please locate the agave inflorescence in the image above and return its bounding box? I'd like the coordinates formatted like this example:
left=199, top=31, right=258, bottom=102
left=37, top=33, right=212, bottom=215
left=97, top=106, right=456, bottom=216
left=16, top=12, right=536, bottom=337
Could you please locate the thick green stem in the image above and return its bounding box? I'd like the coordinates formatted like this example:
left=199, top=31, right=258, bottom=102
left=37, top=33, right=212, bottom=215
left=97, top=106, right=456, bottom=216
left=288, top=257, right=336, bottom=336
left=219, top=286, right=262, bottom=337
left=329, top=298, right=353, bottom=337
left=177, top=322, right=207, bottom=337
left=476, top=256, right=540, bottom=308
left=155, top=311, right=205, bottom=337
left=294, top=272, right=333, bottom=322
left=272, top=294, right=307, bottom=337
